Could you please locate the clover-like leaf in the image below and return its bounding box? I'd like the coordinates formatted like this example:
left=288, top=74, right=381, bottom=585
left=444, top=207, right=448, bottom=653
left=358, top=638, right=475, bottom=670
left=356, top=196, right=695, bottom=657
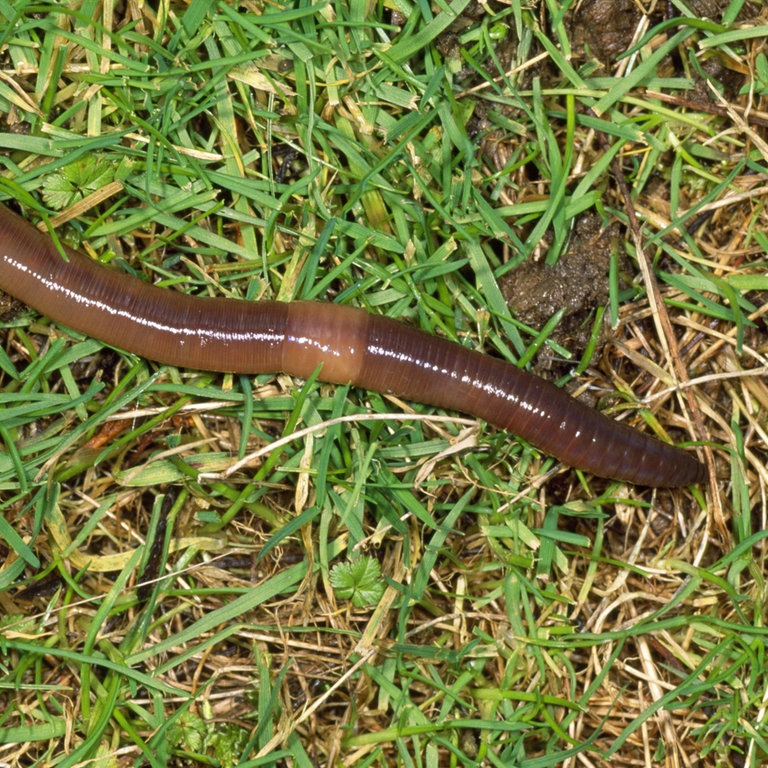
left=41, top=156, right=116, bottom=209
left=329, top=557, right=385, bottom=608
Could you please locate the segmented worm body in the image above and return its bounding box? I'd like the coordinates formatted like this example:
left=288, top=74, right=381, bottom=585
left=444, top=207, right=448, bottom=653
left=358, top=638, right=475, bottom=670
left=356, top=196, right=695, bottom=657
left=0, top=205, right=704, bottom=486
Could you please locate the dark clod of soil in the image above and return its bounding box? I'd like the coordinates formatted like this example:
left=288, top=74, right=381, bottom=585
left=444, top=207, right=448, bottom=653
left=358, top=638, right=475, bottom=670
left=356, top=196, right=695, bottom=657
left=500, top=214, right=627, bottom=373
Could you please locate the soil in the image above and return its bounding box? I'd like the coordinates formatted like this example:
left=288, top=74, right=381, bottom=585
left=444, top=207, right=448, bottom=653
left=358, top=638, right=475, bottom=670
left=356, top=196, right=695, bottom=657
left=499, top=214, right=628, bottom=375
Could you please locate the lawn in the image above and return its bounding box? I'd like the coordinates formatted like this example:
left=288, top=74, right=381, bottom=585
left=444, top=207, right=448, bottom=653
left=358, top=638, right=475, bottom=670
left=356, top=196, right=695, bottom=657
left=0, top=1, right=767, bottom=766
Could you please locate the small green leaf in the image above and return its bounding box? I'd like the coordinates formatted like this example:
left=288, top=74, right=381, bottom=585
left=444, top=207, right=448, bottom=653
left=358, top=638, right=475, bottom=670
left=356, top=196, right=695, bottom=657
left=489, top=23, right=508, bottom=41
left=330, top=557, right=385, bottom=608
left=41, top=156, right=116, bottom=209
left=209, top=723, right=249, bottom=768
left=167, top=710, right=206, bottom=753
left=740, top=52, right=768, bottom=96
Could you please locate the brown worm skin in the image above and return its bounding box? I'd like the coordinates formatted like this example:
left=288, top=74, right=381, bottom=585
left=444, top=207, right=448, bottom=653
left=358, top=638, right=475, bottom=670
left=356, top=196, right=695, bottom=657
left=0, top=204, right=705, bottom=487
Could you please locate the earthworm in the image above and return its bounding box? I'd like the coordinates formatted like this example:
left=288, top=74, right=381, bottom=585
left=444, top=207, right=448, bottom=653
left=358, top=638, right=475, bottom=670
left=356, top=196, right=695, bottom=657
left=0, top=204, right=704, bottom=487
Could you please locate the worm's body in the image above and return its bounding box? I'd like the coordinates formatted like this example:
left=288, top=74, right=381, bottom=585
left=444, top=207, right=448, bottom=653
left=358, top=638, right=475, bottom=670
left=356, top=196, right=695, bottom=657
left=0, top=205, right=704, bottom=486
